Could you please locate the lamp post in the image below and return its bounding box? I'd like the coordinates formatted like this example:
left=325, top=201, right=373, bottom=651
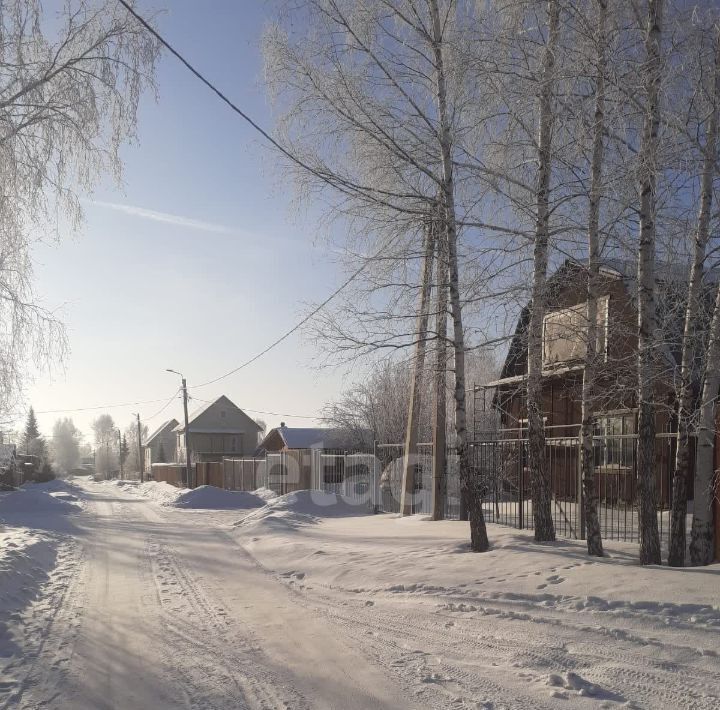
left=167, top=369, right=191, bottom=488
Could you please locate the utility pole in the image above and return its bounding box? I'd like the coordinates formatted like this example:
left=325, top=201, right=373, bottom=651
left=118, top=429, right=123, bottom=480
left=432, top=210, right=448, bottom=521
left=181, top=378, right=191, bottom=488
left=167, top=369, right=192, bottom=488
left=134, top=413, right=144, bottom=483
left=400, top=216, right=436, bottom=516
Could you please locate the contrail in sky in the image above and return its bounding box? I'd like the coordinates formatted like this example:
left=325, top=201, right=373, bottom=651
left=92, top=200, right=240, bottom=236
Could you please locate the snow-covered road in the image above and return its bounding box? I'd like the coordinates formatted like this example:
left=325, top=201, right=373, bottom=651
left=2, top=479, right=720, bottom=710
left=5, top=482, right=409, bottom=710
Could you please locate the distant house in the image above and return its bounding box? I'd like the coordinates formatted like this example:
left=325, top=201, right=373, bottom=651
left=143, top=418, right=179, bottom=473
left=174, top=395, right=262, bottom=463
left=255, top=423, right=370, bottom=455
left=255, top=423, right=373, bottom=495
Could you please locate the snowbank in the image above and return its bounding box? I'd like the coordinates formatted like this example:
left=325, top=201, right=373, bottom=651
left=0, top=528, right=57, bottom=603
left=172, top=486, right=267, bottom=510
left=0, top=519, right=79, bottom=693
left=134, top=481, right=188, bottom=506
left=105, top=480, right=271, bottom=511
left=252, top=486, right=279, bottom=502
left=0, top=488, right=80, bottom=514
left=236, top=489, right=373, bottom=529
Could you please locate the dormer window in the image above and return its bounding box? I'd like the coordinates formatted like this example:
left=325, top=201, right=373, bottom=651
left=542, top=296, right=609, bottom=368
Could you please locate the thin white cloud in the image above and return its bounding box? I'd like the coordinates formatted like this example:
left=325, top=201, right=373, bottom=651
left=91, top=200, right=239, bottom=236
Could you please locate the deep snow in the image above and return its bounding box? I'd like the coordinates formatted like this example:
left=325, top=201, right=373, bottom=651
left=0, top=478, right=718, bottom=709
left=106, top=480, right=270, bottom=510
left=1, top=479, right=82, bottom=514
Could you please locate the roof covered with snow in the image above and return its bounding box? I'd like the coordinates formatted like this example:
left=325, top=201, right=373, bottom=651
left=256, top=425, right=371, bottom=454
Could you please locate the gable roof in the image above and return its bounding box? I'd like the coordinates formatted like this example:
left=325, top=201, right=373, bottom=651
left=145, top=419, right=179, bottom=446
left=256, top=425, right=372, bottom=453
left=278, top=427, right=342, bottom=449
left=495, top=257, right=717, bottom=389
left=173, top=395, right=262, bottom=434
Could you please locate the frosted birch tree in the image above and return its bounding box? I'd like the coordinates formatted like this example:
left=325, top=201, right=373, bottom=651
left=690, top=270, right=720, bottom=565
left=668, top=19, right=720, bottom=567
left=635, top=0, right=664, bottom=566
left=578, top=0, right=611, bottom=557
left=264, top=0, right=492, bottom=550
left=0, top=0, right=158, bottom=417
left=51, top=418, right=81, bottom=474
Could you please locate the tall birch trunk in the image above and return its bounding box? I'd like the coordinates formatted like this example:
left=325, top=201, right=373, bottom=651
left=429, top=0, right=489, bottom=551
left=636, top=0, right=663, bottom=566
left=581, top=0, right=609, bottom=558
left=527, top=0, right=560, bottom=543
left=690, top=277, right=720, bottom=565
left=400, top=219, right=436, bottom=516
left=668, top=31, right=720, bottom=567
left=432, top=212, right=448, bottom=521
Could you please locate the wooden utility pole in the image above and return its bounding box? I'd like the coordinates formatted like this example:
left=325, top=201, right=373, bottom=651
left=181, top=377, right=192, bottom=488
left=135, top=413, right=144, bottom=483
left=400, top=217, right=436, bottom=516
left=118, top=429, right=123, bottom=480
left=167, top=369, right=192, bottom=488
left=431, top=213, right=448, bottom=521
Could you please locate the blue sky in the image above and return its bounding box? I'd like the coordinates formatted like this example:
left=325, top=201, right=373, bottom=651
left=22, top=0, right=352, bottom=442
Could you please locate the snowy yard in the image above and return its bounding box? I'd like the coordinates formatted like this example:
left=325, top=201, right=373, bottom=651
left=0, top=478, right=718, bottom=709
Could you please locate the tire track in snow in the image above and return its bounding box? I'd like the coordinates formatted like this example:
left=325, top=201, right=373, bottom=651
left=270, top=573, right=720, bottom=710
left=147, top=536, right=308, bottom=710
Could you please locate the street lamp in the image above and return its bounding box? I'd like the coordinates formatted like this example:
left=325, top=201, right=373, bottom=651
left=166, top=369, right=191, bottom=488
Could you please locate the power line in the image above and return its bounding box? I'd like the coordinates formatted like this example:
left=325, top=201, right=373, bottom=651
left=187, top=394, right=330, bottom=421
left=116, top=0, right=402, bottom=390
left=22, top=4, right=396, bottom=418
left=34, top=396, right=177, bottom=416
left=143, top=388, right=182, bottom=422
left=193, top=258, right=380, bottom=388
left=117, top=0, right=415, bottom=209
left=117, top=0, right=336, bottom=192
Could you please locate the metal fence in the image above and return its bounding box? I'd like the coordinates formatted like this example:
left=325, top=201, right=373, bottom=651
left=151, top=431, right=684, bottom=545
left=473, top=429, right=679, bottom=543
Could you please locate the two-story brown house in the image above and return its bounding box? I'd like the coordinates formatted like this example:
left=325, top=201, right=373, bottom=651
left=489, top=259, right=706, bottom=507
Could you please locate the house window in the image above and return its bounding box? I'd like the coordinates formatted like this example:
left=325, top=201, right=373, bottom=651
left=593, top=412, right=635, bottom=468
left=220, top=410, right=226, bottom=419
left=230, top=436, right=236, bottom=452
left=543, top=296, right=609, bottom=368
